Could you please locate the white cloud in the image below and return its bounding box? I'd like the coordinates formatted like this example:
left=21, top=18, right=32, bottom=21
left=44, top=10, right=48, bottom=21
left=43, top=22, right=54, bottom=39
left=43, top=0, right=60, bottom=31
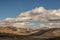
left=3, top=18, right=15, bottom=23
left=32, top=7, right=46, bottom=13
left=40, top=23, right=60, bottom=28
left=0, top=7, right=60, bottom=29
left=12, top=22, right=36, bottom=29
left=19, top=11, right=31, bottom=17
left=15, top=17, right=32, bottom=22
left=18, top=7, right=48, bottom=22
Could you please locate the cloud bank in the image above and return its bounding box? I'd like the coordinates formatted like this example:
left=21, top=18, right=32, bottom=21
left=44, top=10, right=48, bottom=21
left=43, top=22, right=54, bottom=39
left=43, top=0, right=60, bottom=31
left=0, top=7, right=60, bottom=29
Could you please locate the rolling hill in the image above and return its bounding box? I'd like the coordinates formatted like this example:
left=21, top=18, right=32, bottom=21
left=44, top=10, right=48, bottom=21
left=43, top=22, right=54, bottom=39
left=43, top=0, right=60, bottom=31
left=0, top=26, right=60, bottom=40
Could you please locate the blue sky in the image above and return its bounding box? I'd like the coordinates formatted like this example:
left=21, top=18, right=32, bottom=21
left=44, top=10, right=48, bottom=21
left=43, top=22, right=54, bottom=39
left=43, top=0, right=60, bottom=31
left=0, top=0, right=60, bottom=20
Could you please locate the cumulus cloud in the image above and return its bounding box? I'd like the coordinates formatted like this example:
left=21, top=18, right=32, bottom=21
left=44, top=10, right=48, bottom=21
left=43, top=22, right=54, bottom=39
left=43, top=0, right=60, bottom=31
left=4, top=18, right=15, bottom=22
left=18, top=7, right=48, bottom=22
left=0, top=7, right=60, bottom=29
left=40, top=23, right=60, bottom=28
left=15, top=17, right=32, bottom=22
left=13, top=22, right=36, bottom=29
left=32, top=7, right=46, bottom=13
left=18, top=7, right=60, bottom=22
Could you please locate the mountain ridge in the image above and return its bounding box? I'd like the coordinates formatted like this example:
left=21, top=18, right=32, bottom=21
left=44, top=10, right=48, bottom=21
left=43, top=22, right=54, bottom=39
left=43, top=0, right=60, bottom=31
left=0, top=26, right=60, bottom=40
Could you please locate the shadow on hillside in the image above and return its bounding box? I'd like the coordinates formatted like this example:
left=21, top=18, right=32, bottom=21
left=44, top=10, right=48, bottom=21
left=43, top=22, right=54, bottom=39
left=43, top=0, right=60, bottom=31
left=29, top=37, right=60, bottom=40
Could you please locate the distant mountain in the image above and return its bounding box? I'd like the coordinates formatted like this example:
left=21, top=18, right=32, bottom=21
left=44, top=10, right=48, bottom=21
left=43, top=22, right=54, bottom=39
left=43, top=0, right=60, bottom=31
left=0, top=26, right=60, bottom=40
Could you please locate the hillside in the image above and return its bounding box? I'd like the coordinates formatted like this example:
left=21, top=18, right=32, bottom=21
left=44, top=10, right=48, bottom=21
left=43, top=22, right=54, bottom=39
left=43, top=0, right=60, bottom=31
left=0, top=26, right=36, bottom=35
left=0, top=26, right=60, bottom=40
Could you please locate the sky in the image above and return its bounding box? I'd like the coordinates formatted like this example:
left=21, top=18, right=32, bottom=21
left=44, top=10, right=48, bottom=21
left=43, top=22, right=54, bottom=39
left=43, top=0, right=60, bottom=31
left=0, top=0, right=60, bottom=20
